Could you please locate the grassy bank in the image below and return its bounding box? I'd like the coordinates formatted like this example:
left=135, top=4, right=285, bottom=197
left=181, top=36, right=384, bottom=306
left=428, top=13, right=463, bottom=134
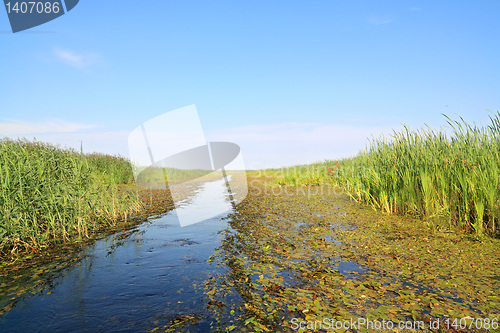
left=272, top=112, right=500, bottom=236
left=0, top=138, right=143, bottom=258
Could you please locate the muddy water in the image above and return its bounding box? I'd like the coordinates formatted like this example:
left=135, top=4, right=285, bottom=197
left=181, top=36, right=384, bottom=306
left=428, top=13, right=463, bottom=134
left=0, top=178, right=235, bottom=333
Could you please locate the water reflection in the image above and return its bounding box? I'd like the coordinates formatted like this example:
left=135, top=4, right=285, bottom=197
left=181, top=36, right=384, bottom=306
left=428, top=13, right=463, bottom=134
left=174, top=174, right=235, bottom=227
left=0, top=178, right=234, bottom=333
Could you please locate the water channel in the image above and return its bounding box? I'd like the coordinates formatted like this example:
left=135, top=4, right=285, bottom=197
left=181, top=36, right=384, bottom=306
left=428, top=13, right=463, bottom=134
left=0, top=178, right=234, bottom=332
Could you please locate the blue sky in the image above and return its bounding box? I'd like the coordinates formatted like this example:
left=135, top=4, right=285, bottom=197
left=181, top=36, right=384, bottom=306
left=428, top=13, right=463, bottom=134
left=1, top=1, right=499, bottom=168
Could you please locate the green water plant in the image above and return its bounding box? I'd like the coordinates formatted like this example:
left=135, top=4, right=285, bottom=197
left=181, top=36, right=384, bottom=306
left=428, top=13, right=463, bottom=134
left=273, top=112, right=500, bottom=236
left=0, top=138, right=142, bottom=257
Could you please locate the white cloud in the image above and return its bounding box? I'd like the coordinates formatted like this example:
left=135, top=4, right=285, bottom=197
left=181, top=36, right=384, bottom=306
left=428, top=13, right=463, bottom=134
left=206, top=122, right=400, bottom=169
left=54, top=47, right=99, bottom=69
left=368, top=15, right=394, bottom=25
left=1, top=120, right=402, bottom=169
left=0, top=119, right=97, bottom=135
left=2, top=130, right=132, bottom=157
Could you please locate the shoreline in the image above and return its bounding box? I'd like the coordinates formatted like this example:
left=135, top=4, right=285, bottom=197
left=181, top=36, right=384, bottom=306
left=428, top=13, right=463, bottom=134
left=0, top=186, right=174, bottom=273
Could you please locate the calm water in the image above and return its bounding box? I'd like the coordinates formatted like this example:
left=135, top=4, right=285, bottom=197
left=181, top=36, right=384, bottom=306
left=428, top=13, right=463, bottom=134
left=0, top=178, right=234, bottom=333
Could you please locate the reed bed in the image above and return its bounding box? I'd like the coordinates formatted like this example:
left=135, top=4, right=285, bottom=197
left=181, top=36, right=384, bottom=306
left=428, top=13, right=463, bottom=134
left=0, top=138, right=142, bottom=257
left=86, top=152, right=135, bottom=185
left=134, top=166, right=211, bottom=188
left=273, top=112, right=500, bottom=236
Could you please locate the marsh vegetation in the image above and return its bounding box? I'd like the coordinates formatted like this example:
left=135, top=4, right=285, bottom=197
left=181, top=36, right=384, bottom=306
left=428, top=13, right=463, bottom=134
left=273, top=112, right=500, bottom=237
left=203, top=178, right=500, bottom=332
left=0, top=139, right=143, bottom=258
left=1, top=114, right=500, bottom=332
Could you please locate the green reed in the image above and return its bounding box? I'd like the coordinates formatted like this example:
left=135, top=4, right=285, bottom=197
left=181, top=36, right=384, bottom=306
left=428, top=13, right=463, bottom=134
left=273, top=112, right=500, bottom=236
left=0, top=138, right=142, bottom=257
left=85, top=152, right=135, bottom=185
left=133, top=165, right=211, bottom=188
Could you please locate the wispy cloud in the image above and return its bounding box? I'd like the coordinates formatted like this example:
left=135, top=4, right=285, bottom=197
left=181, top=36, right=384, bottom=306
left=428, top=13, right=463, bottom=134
left=0, top=119, right=97, bottom=135
left=368, top=15, right=394, bottom=25
left=207, top=122, right=400, bottom=168
left=2, top=130, right=132, bottom=157
left=25, top=131, right=130, bottom=155
left=1, top=121, right=402, bottom=169
left=54, top=47, right=99, bottom=69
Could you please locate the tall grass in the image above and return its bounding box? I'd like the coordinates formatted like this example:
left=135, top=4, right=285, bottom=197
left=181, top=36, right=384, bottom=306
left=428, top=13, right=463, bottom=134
left=86, top=152, right=135, bottom=185
left=134, top=166, right=211, bottom=189
left=0, top=138, right=142, bottom=257
left=273, top=112, right=500, bottom=236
